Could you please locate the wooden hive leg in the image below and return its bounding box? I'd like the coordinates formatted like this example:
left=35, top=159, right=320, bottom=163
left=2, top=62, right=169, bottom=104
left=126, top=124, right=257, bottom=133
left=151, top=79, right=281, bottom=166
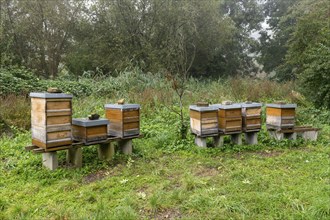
left=245, top=132, right=258, bottom=145
left=98, top=143, right=115, bottom=160
left=268, top=130, right=284, bottom=140
left=118, top=139, right=133, bottom=155
left=302, top=131, right=318, bottom=141
left=194, top=136, right=207, bottom=148
left=42, top=152, right=58, bottom=171
left=231, top=133, right=242, bottom=145
left=66, top=147, right=82, bottom=168
left=213, top=135, right=224, bottom=148
left=284, top=132, right=297, bottom=140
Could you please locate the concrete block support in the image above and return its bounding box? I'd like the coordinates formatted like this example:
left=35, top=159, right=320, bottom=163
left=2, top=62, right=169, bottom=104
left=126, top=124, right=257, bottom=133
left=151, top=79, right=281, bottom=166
left=194, top=136, right=207, bottom=148
left=284, top=132, right=297, bottom=140
left=231, top=133, right=242, bottom=145
left=98, top=143, right=115, bottom=160
left=268, top=130, right=284, bottom=140
left=213, top=135, right=224, bottom=148
left=302, top=131, right=318, bottom=141
left=118, top=139, right=133, bottom=155
left=66, top=147, right=82, bottom=168
left=42, top=152, right=58, bottom=171
left=245, top=132, right=258, bottom=145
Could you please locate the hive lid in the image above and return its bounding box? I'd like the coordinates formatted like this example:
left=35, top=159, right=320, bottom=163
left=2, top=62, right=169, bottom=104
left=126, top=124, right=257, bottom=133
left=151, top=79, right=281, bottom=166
left=189, top=105, right=218, bottom=112
left=266, top=103, right=297, bottom=109
left=241, top=102, right=262, bottom=108
left=30, top=92, right=73, bottom=99
left=105, top=104, right=140, bottom=109
left=211, top=103, right=242, bottom=109
left=72, top=118, right=109, bottom=127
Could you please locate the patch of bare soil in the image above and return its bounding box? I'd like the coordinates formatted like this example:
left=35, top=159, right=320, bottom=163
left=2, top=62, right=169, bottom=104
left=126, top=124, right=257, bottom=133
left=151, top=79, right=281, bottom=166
left=255, top=151, right=282, bottom=158
left=141, top=208, right=182, bottom=219
left=83, top=164, right=124, bottom=184
left=195, top=166, right=219, bottom=177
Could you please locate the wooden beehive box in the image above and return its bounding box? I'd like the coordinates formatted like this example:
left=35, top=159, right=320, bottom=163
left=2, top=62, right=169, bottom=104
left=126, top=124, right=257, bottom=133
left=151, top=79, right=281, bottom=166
left=72, top=118, right=109, bottom=143
left=105, top=104, right=140, bottom=137
left=266, top=103, right=297, bottom=129
left=30, top=92, right=73, bottom=149
left=212, top=103, right=242, bottom=134
left=189, top=105, right=218, bottom=136
left=241, top=102, right=262, bottom=132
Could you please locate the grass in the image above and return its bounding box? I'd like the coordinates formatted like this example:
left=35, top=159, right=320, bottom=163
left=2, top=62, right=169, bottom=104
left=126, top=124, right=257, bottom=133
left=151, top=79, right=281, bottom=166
left=1, top=131, right=329, bottom=219
left=0, top=75, right=329, bottom=219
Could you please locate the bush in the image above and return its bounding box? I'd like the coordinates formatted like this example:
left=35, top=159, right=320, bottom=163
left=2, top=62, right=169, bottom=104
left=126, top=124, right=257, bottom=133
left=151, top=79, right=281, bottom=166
left=0, top=66, right=41, bottom=96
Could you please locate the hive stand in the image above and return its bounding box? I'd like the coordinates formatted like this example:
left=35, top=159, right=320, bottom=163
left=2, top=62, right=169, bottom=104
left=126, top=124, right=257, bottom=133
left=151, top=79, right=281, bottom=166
left=26, top=134, right=142, bottom=170
left=244, top=131, right=259, bottom=145
left=268, top=126, right=319, bottom=141
left=193, top=132, right=243, bottom=148
left=42, top=152, right=58, bottom=171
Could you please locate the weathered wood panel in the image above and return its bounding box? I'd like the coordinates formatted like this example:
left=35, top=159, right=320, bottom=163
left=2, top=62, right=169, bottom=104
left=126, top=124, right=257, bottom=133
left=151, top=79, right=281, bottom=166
left=266, top=106, right=295, bottom=129
left=106, top=105, right=140, bottom=137
left=47, top=130, right=71, bottom=141
left=31, top=95, right=72, bottom=149
left=47, top=116, right=71, bottom=125
left=190, top=110, right=201, bottom=120
left=46, top=101, right=71, bottom=110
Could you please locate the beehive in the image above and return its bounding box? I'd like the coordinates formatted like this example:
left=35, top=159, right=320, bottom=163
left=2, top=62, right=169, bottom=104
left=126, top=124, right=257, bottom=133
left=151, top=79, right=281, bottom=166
left=30, top=92, right=72, bottom=149
left=189, top=105, right=218, bottom=136
left=266, top=103, right=297, bottom=129
left=212, top=104, right=242, bottom=133
left=105, top=104, right=140, bottom=137
left=241, top=102, right=262, bottom=132
left=72, top=118, right=109, bottom=143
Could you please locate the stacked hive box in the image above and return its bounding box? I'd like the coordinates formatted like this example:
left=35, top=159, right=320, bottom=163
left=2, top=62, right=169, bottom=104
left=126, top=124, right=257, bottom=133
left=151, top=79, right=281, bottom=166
left=72, top=118, right=109, bottom=143
left=266, top=103, right=297, bottom=129
left=105, top=104, right=140, bottom=137
left=241, top=102, right=262, bottom=132
left=30, top=92, right=73, bottom=149
left=189, top=105, right=218, bottom=136
left=212, top=104, right=242, bottom=134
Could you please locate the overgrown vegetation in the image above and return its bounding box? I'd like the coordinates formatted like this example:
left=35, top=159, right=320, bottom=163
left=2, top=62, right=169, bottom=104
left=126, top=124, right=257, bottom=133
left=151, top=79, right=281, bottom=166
left=1, top=70, right=330, bottom=219
left=0, top=0, right=329, bottom=218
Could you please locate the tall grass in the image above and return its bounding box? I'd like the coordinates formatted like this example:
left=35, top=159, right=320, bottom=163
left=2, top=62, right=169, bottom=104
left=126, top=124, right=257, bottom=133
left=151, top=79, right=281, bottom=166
left=0, top=70, right=324, bottom=135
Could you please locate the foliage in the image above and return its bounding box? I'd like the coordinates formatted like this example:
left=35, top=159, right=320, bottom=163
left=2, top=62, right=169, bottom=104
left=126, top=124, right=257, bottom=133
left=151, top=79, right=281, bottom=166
left=1, top=0, right=263, bottom=78
left=0, top=66, right=41, bottom=96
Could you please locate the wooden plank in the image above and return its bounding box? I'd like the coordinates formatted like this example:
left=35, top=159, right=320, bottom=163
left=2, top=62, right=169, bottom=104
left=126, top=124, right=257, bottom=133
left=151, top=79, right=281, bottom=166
left=72, top=125, right=86, bottom=141
left=47, top=115, right=71, bottom=125
left=123, top=122, right=139, bottom=130
left=87, top=126, right=107, bottom=136
left=47, top=124, right=72, bottom=132
left=47, top=131, right=71, bottom=141
left=281, top=108, right=295, bottom=117
left=123, top=109, right=139, bottom=117
left=219, top=109, right=241, bottom=118
left=123, top=116, right=139, bottom=123
left=31, top=98, right=46, bottom=113
left=106, top=109, right=123, bottom=120
left=32, top=126, right=46, bottom=142
left=246, top=108, right=261, bottom=115
left=189, top=110, right=201, bottom=120
left=46, top=101, right=71, bottom=110
left=201, top=111, right=217, bottom=119
left=190, top=118, right=201, bottom=134
left=46, top=110, right=71, bottom=117
left=201, top=122, right=218, bottom=129
left=266, top=107, right=282, bottom=116
left=225, top=109, right=241, bottom=117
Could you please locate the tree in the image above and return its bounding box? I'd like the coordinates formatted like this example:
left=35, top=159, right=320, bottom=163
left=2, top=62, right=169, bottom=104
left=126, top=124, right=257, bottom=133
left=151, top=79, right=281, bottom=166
left=1, top=0, right=83, bottom=78
left=284, top=0, right=330, bottom=108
